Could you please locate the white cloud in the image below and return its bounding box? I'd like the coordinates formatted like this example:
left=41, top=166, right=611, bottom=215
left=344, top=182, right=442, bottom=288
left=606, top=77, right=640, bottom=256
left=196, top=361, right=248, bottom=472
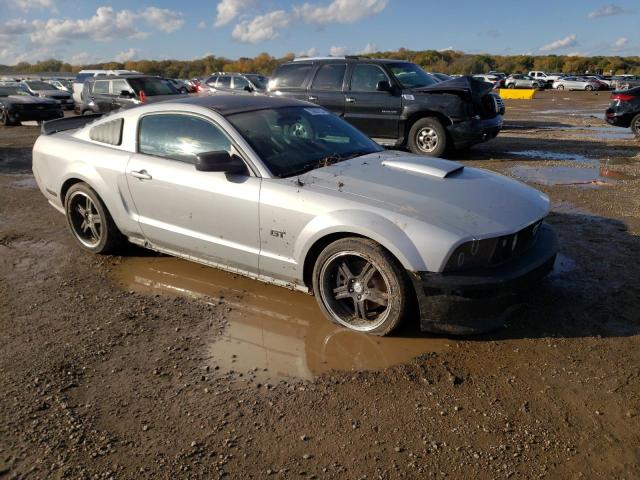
left=2, top=0, right=55, bottom=11
left=540, top=34, right=577, bottom=52
left=613, top=37, right=628, bottom=49
left=587, top=4, right=624, bottom=19
left=358, top=42, right=377, bottom=54
left=566, top=51, right=586, bottom=57
left=439, top=46, right=455, bottom=52
left=198, top=20, right=208, bottom=29
left=330, top=45, right=348, bottom=56
left=2, top=6, right=185, bottom=45
left=231, top=10, right=290, bottom=43
left=294, top=0, right=388, bottom=24
left=215, top=0, right=256, bottom=27
left=114, top=48, right=140, bottom=62
left=142, top=7, right=185, bottom=33
left=298, top=47, right=318, bottom=57
left=69, top=52, right=106, bottom=65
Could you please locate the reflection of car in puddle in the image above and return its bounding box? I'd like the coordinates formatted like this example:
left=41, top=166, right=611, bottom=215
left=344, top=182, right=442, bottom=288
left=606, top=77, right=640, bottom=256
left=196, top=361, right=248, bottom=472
left=114, top=256, right=448, bottom=382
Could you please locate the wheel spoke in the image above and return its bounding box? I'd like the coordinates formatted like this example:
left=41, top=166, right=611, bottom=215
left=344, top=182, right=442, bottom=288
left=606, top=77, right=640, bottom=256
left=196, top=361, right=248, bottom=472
left=338, top=261, right=355, bottom=281
left=333, top=285, right=350, bottom=300
left=92, top=214, right=101, bottom=224
left=367, top=289, right=388, bottom=306
left=89, top=223, right=100, bottom=240
left=85, top=196, right=92, bottom=213
left=360, top=261, right=376, bottom=285
left=353, top=298, right=367, bottom=320
left=77, top=205, right=85, bottom=216
left=80, top=220, right=87, bottom=232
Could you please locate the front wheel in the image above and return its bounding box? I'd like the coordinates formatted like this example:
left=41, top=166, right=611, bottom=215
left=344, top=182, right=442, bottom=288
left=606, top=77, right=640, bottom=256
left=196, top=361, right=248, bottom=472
left=631, top=113, right=640, bottom=138
left=585, top=85, right=593, bottom=91
left=0, top=109, right=15, bottom=126
left=407, top=117, right=447, bottom=157
left=312, top=238, right=410, bottom=336
left=65, top=183, right=123, bottom=254
left=507, top=83, right=515, bottom=89
left=556, top=85, right=564, bottom=90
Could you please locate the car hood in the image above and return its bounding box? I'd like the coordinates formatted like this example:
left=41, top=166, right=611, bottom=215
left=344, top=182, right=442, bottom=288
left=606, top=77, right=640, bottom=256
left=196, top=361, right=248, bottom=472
left=34, top=89, right=71, bottom=97
left=300, top=151, right=549, bottom=239
left=3, top=95, right=59, bottom=105
left=413, top=75, right=494, bottom=97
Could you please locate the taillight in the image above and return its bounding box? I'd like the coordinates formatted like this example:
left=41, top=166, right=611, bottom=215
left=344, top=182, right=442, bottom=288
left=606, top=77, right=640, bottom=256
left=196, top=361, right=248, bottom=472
left=611, top=93, right=634, bottom=102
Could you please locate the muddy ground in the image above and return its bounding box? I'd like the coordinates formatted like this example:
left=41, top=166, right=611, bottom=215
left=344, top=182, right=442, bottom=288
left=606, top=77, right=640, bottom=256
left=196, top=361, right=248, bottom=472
left=1, top=90, right=639, bottom=479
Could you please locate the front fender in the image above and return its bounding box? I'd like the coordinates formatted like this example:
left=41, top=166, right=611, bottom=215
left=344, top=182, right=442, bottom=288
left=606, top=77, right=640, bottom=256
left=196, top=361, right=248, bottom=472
left=294, top=209, right=428, bottom=272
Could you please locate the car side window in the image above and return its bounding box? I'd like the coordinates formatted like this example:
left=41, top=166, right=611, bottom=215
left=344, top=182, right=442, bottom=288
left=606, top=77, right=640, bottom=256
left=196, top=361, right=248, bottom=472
left=138, top=114, right=232, bottom=164
left=311, top=63, right=346, bottom=90
left=93, top=80, right=110, bottom=95
left=232, top=76, right=250, bottom=90
left=350, top=64, right=389, bottom=92
left=206, top=75, right=218, bottom=86
left=217, top=76, right=232, bottom=88
left=111, top=79, right=132, bottom=96
left=272, top=63, right=312, bottom=89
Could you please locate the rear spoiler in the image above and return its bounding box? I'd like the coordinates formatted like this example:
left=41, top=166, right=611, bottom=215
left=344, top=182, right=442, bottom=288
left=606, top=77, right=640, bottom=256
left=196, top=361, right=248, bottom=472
left=41, top=113, right=104, bottom=135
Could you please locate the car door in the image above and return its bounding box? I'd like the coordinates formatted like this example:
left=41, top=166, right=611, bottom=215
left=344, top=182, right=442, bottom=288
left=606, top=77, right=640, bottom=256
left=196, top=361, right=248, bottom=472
left=91, top=80, right=112, bottom=112
left=126, top=112, right=261, bottom=274
left=306, top=63, right=346, bottom=116
left=344, top=63, right=401, bottom=139
left=111, top=79, right=137, bottom=110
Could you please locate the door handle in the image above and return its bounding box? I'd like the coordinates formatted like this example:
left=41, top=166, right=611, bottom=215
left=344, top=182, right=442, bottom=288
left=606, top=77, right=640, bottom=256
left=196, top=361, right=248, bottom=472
left=308, top=96, right=318, bottom=101
left=130, top=170, right=152, bottom=180
left=345, top=97, right=356, bottom=103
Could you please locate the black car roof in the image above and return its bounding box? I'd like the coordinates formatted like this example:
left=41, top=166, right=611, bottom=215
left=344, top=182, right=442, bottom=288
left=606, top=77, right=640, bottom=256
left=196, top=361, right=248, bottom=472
left=170, top=94, right=313, bottom=116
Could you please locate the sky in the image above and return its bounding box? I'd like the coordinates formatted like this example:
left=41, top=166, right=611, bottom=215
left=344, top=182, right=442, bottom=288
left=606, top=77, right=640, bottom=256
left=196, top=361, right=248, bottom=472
left=0, top=0, right=638, bottom=65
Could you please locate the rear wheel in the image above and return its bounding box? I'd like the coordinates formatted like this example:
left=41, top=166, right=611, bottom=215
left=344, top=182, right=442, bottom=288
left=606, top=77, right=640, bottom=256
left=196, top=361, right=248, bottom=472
left=556, top=85, right=564, bottom=90
left=64, top=182, right=123, bottom=254
left=0, top=109, right=15, bottom=126
left=312, top=238, right=410, bottom=336
left=585, top=85, right=594, bottom=91
left=631, top=113, right=640, bottom=138
left=408, top=117, right=447, bottom=157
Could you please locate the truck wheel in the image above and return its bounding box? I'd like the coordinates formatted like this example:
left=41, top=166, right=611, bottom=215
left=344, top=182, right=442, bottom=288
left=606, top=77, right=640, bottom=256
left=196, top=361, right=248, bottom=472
left=0, top=109, right=15, bottom=126
left=312, top=237, right=409, bottom=336
left=64, top=182, right=123, bottom=254
left=408, top=117, right=447, bottom=157
left=631, top=113, right=640, bottom=138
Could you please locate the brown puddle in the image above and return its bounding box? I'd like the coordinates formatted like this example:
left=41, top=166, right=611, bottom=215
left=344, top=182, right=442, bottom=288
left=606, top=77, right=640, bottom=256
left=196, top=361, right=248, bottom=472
left=113, top=256, right=448, bottom=382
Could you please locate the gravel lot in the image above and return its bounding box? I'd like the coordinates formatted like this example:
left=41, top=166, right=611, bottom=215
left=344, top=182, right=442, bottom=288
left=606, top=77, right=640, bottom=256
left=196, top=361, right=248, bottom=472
left=1, top=90, right=639, bottom=479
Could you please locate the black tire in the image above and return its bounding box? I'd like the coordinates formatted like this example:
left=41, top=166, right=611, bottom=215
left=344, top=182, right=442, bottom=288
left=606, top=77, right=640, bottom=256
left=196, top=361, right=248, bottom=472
left=532, top=83, right=539, bottom=89
left=64, top=182, right=123, bottom=254
left=179, top=87, right=188, bottom=94
left=82, top=110, right=93, bottom=116
left=312, top=237, right=410, bottom=336
left=631, top=113, right=640, bottom=139
left=0, top=108, right=14, bottom=126
left=507, top=83, right=515, bottom=89
left=585, top=85, right=593, bottom=91
left=407, top=117, right=447, bottom=157
left=556, top=85, right=564, bottom=90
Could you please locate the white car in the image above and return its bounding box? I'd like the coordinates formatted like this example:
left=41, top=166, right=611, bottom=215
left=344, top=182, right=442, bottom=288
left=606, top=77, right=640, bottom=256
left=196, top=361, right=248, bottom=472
left=552, top=76, right=600, bottom=91
left=32, top=95, right=557, bottom=336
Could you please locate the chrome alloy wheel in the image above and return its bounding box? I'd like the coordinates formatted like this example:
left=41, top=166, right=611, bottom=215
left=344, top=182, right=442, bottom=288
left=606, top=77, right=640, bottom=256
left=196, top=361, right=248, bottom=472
left=415, top=126, right=439, bottom=153
left=318, top=251, right=391, bottom=332
left=67, top=191, right=103, bottom=248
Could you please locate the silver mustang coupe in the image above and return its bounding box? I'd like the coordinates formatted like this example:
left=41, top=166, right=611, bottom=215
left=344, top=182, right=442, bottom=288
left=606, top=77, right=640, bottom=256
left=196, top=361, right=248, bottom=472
left=32, top=95, right=557, bottom=336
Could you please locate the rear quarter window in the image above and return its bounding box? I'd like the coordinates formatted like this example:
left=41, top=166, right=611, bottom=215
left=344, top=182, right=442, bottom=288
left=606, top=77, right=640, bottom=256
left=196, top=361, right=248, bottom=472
left=271, top=63, right=312, bottom=89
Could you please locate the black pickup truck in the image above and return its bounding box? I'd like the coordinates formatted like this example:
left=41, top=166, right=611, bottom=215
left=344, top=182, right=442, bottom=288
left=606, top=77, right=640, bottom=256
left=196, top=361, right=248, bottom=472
left=268, top=57, right=504, bottom=157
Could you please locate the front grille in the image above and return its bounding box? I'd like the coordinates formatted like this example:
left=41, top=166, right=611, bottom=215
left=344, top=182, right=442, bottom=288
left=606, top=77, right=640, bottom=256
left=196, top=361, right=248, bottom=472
left=490, top=220, right=542, bottom=265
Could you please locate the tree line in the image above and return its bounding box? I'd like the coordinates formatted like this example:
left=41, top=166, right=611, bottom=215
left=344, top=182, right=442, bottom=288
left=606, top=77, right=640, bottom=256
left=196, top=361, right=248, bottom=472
left=2, top=49, right=639, bottom=78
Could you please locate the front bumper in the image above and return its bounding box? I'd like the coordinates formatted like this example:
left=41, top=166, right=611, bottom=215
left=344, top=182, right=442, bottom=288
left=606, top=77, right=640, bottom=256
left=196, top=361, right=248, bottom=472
left=447, top=115, right=502, bottom=149
left=410, top=224, right=558, bottom=335
left=9, top=108, right=64, bottom=123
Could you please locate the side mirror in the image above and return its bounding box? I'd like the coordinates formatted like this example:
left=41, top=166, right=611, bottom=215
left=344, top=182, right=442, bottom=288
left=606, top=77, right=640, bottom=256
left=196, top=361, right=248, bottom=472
left=195, top=151, right=247, bottom=175
left=376, top=80, right=392, bottom=92
left=243, top=85, right=254, bottom=93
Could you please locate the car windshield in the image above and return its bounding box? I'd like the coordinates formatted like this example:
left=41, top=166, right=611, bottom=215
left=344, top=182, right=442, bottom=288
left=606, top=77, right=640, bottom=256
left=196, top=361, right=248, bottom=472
left=245, top=75, right=268, bottom=90
left=127, top=77, right=178, bottom=96
left=0, top=87, right=25, bottom=97
left=227, top=106, right=383, bottom=178
left=25, top=81, right=52, bottom=90
left=388, top=63, right=438, bottom=89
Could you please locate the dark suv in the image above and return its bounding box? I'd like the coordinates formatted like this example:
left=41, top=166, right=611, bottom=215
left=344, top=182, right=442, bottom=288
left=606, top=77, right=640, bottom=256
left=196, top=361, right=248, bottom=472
left=80, top=75, right=185, bottom=114
left=268, top=57, right=504, bottom=157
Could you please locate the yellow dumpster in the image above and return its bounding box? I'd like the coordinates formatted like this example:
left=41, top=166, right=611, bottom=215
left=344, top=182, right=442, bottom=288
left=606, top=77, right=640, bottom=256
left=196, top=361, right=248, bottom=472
left=498, top=89, right=537, bottom=100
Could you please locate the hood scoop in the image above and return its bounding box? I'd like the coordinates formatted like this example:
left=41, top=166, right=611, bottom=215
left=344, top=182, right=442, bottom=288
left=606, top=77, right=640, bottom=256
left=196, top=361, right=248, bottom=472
left=381, top=157, right=464, bottom=179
